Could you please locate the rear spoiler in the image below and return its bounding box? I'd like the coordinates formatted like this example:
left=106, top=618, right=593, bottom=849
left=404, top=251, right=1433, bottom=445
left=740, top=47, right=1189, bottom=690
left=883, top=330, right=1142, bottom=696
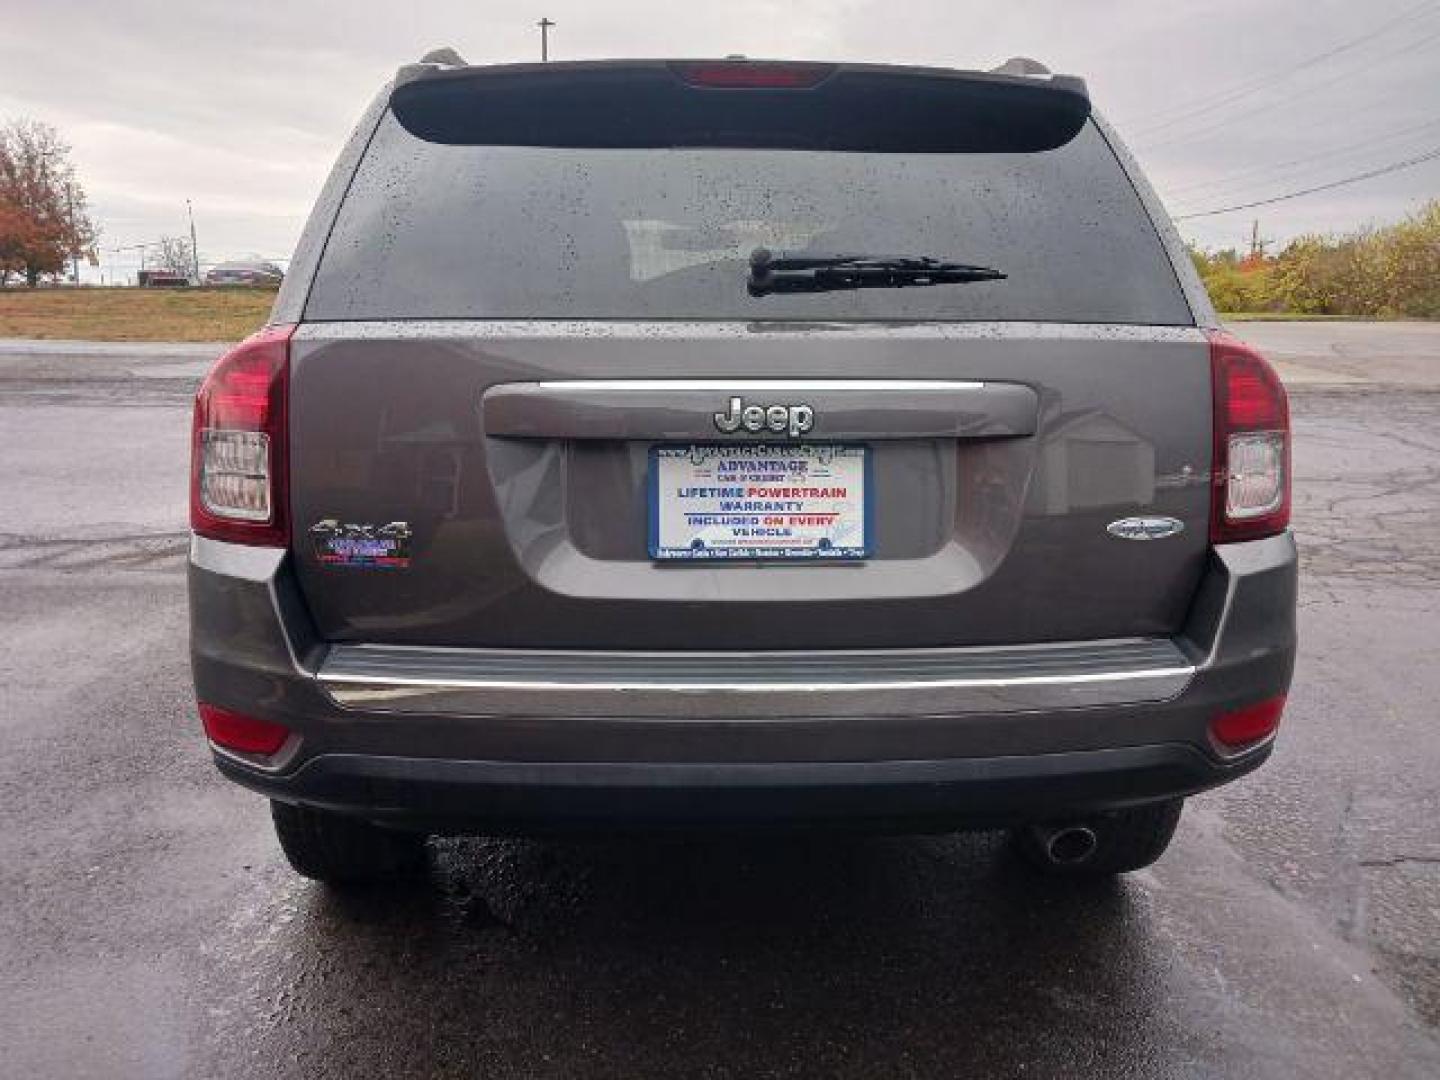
left=389, top=56, right=1090, bottom=154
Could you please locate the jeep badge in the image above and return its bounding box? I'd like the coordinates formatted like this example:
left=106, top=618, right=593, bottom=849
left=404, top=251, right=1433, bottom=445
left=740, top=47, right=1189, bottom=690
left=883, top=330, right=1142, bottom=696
left=713, top=396, right=815, bottom=438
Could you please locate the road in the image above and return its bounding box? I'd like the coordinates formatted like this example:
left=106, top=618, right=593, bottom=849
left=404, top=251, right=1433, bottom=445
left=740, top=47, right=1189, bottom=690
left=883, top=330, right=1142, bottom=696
left=1, top=323, right=1438, bottom=1078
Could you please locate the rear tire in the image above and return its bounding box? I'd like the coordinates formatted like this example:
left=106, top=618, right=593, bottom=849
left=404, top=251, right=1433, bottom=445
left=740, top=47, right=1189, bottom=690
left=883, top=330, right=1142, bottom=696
left=270, top=800, right=428, bottom=886
left=1011, top=798, right=1183, bottom=878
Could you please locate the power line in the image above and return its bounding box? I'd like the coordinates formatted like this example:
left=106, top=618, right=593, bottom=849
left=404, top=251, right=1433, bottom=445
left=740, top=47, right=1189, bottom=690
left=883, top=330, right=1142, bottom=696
left=1132, top=1, right=1438, bottom=132
left=1172, top=145, right=1440, bottom=219
left=1162, top=115, right=1440, bottom=198
left=1138, top=24, right=1440, bottom=152
left=1127, top=0, right=1439, bottom=136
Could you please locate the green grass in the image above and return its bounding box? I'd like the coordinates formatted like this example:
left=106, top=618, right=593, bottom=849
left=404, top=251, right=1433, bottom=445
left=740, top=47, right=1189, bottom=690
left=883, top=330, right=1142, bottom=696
left=0, top=286, right=276, bottom=342
left=1219, top=311, right=1440, bottom=322
left=1219, top=311, right=1358, bottom=322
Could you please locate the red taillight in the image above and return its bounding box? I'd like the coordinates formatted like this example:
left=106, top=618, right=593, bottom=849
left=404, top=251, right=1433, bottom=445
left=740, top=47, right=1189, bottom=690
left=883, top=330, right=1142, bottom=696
left=1211, top=695, right=1286, bottom=750
left=671, top=62, right=836, bottom=89
left=199, top=702, right=291, bottom=756
left=1208, top=329, right=1290, bottom=544
left=190, top=324, right=294, bottom=546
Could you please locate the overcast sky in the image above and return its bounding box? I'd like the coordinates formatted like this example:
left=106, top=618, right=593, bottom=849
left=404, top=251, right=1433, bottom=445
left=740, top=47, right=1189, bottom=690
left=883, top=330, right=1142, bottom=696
left=2, top=0, right=1437, bottom=281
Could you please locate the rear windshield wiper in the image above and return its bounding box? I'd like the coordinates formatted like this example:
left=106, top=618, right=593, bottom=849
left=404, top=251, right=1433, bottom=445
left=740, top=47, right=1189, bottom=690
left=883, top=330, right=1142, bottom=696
left=747, top=248, right=1006, bottom=297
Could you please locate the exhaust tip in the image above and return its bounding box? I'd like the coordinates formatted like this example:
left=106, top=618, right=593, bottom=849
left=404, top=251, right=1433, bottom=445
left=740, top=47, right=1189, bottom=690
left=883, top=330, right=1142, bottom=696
left=1044, top=824, right=1099, bottom=866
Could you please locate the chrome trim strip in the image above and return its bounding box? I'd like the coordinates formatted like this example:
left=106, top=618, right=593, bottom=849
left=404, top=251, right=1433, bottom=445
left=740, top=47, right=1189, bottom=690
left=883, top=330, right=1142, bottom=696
left=482, top=378, right=1033, bottom=441
left=318, top=641, right=1196, bottom=717
left=531, top=379, right=987, bottom=392
left=321, top=666, right=1194, bottom=693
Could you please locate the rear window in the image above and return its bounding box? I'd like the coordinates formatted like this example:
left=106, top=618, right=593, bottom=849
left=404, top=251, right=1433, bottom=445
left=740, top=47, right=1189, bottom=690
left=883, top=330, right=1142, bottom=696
left=306, top=113, right=1191, bottom=325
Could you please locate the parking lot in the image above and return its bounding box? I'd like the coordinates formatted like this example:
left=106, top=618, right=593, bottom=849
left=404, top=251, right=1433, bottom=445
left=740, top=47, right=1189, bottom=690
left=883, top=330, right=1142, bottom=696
left=2, top=323, right=1438, bottom=1078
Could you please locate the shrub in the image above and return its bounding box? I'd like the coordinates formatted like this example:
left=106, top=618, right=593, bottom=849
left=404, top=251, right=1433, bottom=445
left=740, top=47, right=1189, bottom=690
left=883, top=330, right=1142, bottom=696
left=1191, top=199, right=1440, bottom=317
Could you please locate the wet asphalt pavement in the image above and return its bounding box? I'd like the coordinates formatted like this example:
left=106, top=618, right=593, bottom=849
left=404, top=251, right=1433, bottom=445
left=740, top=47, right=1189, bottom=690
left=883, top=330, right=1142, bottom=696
left=2, top=326, right=1438, bottom=1078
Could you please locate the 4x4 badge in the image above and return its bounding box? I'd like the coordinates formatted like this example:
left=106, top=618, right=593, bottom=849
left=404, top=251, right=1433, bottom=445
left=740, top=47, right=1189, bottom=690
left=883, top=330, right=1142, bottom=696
left=1107, top=516, right=1185, bottom=541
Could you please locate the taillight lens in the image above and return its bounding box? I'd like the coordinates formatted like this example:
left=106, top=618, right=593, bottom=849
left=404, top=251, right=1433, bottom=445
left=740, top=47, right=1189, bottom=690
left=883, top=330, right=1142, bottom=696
left=198, top=702, right=291, bottom=756
left=1211, top=695, right=1286, bottom=751
left=1208, top=330, right=1290, bottom=543
left=190, top=324, right=294, bottom=546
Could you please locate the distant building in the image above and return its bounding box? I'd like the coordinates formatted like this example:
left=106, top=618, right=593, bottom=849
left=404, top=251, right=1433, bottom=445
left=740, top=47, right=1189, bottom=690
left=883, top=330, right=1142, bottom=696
left=137, top=269, right=190, bottom=288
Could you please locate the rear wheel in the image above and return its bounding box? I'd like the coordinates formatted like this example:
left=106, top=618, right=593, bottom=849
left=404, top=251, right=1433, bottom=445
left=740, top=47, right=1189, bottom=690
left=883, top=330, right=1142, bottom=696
left=270, top=801, right=428, bottom=886
left=1011, top=798, right=1183, bottom=878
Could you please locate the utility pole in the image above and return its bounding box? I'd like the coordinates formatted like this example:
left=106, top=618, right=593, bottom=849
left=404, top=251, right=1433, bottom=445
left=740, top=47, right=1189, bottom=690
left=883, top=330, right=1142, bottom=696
left=65, top=184, right=79, bottom=284
left=1248, top=219, right=1270, bottom=261
left=187, top=199, right=201, bottom=283
left=538, top=17, right=554, bottom=62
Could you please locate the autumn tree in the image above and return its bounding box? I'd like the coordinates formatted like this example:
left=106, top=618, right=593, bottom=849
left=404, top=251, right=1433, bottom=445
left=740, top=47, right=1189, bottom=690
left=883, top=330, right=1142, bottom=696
left=0, top=119, right=99, bottom=286
left=1378, top=200, right=1440, bottom=318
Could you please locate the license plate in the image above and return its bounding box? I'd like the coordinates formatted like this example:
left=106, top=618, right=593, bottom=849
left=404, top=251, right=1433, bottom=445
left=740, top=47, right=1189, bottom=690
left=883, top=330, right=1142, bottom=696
left=649, top=444, right=871, bottom=561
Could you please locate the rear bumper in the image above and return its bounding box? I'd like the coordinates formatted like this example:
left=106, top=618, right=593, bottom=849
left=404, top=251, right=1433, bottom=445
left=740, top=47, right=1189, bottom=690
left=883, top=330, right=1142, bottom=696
left=190, top=532, right=1296, bottom=829
left=216, top=742, right=1269, bottom=833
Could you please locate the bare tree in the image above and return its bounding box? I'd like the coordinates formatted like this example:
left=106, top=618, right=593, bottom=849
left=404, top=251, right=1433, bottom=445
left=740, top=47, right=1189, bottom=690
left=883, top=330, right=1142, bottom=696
left=0, top=119, right=99, bottom=286
left=154, top=235, right=195, bottom=279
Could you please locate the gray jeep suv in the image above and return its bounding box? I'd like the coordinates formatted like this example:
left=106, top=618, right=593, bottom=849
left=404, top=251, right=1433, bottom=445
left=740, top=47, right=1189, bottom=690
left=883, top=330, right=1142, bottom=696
left=189, top=54, right=1295, bottom=884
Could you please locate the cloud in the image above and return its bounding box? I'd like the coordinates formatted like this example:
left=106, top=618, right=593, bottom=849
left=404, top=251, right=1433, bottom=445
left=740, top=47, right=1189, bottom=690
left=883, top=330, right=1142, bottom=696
left=2, top=0, right=1436, bottom=278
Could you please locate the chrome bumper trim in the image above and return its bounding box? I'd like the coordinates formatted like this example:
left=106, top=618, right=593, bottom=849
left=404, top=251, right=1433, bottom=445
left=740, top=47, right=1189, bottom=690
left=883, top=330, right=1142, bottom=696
left=318, top=639, right=1194, bottom=718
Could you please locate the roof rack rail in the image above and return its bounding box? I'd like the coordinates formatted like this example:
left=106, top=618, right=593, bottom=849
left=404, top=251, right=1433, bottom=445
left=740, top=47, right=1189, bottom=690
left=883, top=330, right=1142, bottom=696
left=418, top=46, right=467, bottom=67
left=990, top=57, right=1052, bottom=77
